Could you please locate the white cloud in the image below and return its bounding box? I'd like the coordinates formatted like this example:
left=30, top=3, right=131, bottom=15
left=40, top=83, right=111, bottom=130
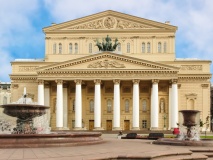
left=0, top=0, right=40, bottom=81
left=0, top=50, right=13, bottom=82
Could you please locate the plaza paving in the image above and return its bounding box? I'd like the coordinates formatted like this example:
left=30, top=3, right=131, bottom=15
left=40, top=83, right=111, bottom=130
left=0, top=134, right=213, bottom=160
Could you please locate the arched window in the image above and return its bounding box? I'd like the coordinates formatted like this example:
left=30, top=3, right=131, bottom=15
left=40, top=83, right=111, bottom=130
left=163, top=42, right=167, bottom=53
left=89, top=99, right=94, bottom=112
left=69, top=43, right=72, bottom=54
left=3, top=96, right=7, bottom=104
left=127, top=43, right=130, bottom=53
left=59, top=43, right=62, bottom=54
left=125, top=99, right=129, bottom=112
left=158, top=42, right=162, bottom=53
left=89, top=43, right=92, bottom=53
left=142, top=43, right=145, bottom=53
left=53, top=43, right=56, bottom=54
left=142, top=99, right=147, bottom=112
left=147, top=42, right=151, bottom=53
left=75, top=43, right=78, bottom=54
left=117, top=43, right=121, bottom=51
left=107, top=99, right=112, bottom=113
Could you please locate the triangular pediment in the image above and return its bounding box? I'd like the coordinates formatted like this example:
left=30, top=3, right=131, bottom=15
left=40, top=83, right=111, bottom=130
left=43, top=10, right=177, bottom=32
left=37, top=52, right=179, bottom=72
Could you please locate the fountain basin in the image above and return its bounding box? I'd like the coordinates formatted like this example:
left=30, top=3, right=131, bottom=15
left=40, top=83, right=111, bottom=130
left=153, top=138, right=213, bottom=146
left=0, top=132, right=103, bottom=148
left=1, top=104, right=49, bottom=119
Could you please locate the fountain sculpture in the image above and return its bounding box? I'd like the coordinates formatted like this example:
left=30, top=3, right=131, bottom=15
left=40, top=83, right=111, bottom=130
left=2, top=95, right=49, bottom=134
left=178, top=110, right=200, bottom=141
left=153, top=110, right=213, bottom=146
left=0, top=88, right=102, bottom=148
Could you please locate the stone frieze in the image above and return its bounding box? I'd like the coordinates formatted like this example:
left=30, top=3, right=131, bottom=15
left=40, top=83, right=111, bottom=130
left=19, top=66, right=38, bottom=72
left=68, top=16, right=154, bottom=30
left=87, top=60, right=125, bottom=68
left=181, top=65, right=202, bottom=71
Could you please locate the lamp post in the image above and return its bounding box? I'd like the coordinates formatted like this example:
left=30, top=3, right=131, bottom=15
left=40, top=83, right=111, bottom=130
left=163, top=114, right=167, bottom=130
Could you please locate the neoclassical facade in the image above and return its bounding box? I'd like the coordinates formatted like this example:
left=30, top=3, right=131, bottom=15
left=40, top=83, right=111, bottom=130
left=10, top=10, right=211, bottom=131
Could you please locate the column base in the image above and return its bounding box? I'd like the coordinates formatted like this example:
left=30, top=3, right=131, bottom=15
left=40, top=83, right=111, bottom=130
left=73, top=127, right=87, bottom=130
left=131, top=127, right=140, bottom=130
left=112, top=127, right=122, bottom=131
left=62, top=127, right=70, bottom=130
left=56, top=127, right=69, bottom=130
left=93, top=127, right=104, bottom=131
left=150, top=127, right=159, bottom=131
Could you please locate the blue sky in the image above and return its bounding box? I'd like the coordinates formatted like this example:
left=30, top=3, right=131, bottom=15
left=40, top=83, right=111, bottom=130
left=0, top=0, right=213, bottom=82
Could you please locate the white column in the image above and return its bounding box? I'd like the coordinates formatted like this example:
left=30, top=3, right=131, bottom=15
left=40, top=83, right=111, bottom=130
left=168, top=85, right=172, bottom=130
left=63, top=87, right=69, bottom=129
left=56, top=80, right=63, bottom=129
left=113, top=79, right=121, bottom=130
left=171, top=79, right=178, bottom=128
left=94, top=79, right=102, bottom=130
left=38, top=80, right=44, bottom=105
left=151, top=79, right=159, bottom=130
left=44, top=87, right=50, bottom=129
left=132, top=79, right=140, bottom=130
left=74, top=79, right=82, bottom=129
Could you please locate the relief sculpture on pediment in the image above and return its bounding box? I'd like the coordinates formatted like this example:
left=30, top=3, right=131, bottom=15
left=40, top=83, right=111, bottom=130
left=68, top=16, right=154, bottom=30
left=87, top=59, right=125, bottom=68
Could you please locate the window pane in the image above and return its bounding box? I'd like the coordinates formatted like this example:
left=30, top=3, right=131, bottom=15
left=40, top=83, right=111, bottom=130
left=147, top=42, right=151, bottom=53
left=127, top=43, right=130, bottom=53
left=75, top=43, right=78, bottom=54
left=90, top=100, right=94, bottom=112
left=59, top=43, right=62, bottom=54
left=142, top=99, right=147, bottom=111
left=142, top=43, right=145, bottom=53
left=158, top=42, right=161, bottom=53
left=107, top=99, right=112, bottom=113
left=69, top=43, right=72, bottom=54
left=125, top=99, right=129, bottom=112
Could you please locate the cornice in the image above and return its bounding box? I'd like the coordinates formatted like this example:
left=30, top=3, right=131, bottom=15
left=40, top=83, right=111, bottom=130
left=37, top=52, right=178, bottom=71
left=37, top=70, right=178, bottom=75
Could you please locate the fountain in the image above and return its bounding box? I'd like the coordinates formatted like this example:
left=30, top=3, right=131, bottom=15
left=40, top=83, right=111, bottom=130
left=0, top=88, right=102, bottom=148
left=153, top=110, right=213, bottom=146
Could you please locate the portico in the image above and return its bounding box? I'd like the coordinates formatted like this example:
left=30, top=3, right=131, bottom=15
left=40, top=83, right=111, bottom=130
left=37, top=59, right=179, bottom=131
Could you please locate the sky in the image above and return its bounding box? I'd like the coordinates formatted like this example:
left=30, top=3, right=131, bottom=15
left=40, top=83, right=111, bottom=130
left=0, top=0, right=213, bottom=82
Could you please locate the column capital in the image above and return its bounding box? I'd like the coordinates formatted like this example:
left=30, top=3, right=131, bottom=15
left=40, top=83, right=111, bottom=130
left=113, top=79, right=120, bottom=84
left=94, top=79, right=101, bottom=84
left=56, top=79, right=63, bottom=84
left=152, top=79, right=159, bottom=84
left=132, top=79, right=140, bottom=84
left=74, top=79, right=82, bottom=85
left=170, top=79, right=178, bottom=84
left=37, top=79, right=44, bottom=85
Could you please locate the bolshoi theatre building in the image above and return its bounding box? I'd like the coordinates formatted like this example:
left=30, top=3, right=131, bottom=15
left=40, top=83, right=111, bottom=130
left=10, top=10, right=212, bottom=131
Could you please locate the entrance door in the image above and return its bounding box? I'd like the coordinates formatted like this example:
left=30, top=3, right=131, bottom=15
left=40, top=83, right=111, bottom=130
left=89, top=120, right=94, bottom=131
left=106, top=120, right=112, bottom=131
left=124, top=120, right=130, bottom=131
